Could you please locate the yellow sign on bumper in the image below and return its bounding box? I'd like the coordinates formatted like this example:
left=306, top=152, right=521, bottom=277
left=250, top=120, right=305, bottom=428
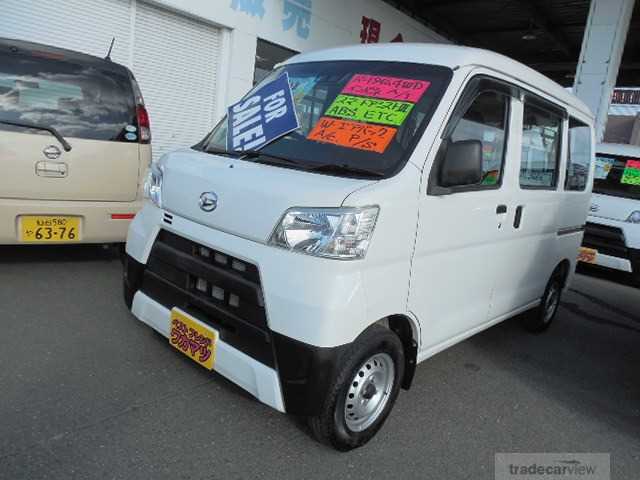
left=169, top=308, right=218, bottom=370
left=578, top=247, right=598, bottom=264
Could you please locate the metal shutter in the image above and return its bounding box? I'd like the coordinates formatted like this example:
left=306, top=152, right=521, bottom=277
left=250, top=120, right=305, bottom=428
left=0, top=0, right=132, bottom=65
left=132, top=2, right=221, bottom=160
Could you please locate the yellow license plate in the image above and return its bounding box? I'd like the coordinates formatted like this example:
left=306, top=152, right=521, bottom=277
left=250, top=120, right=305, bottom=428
left=20, top=216, right=81, bottom=242
left=578, top=247, right=598, bottom=264
left=169, top=309, right=218, bottom=370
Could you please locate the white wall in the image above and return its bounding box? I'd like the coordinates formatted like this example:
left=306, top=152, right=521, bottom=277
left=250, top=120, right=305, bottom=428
left=147, top=0, right=449, bottom=117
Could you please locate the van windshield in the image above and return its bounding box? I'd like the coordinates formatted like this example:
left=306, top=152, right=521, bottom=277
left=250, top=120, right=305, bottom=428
left=200, top=61, right=452, bottom=178
left=0, top=51, right=136, bottom=142
left=593, top=154, right=640, bottom=200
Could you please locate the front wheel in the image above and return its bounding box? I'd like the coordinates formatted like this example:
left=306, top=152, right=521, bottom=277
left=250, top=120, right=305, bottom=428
left=308, top=326, right=404, bottom=451
left=522, top=274, right=563, bottom=333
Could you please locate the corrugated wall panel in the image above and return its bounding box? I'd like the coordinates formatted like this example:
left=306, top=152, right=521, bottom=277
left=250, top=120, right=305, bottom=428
left=132, top=2, right=221, bottom=160
left=0, top=0, right=132, bottom=65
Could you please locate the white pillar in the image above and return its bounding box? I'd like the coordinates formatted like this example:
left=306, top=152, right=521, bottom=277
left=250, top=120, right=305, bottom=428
left=573, top=0, right=635, bottom=141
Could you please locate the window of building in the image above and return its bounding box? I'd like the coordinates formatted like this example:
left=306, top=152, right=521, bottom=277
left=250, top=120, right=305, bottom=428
left=253, top=39, right=297, bottom=85
left=520, top=101, right=563, bottom=189
left=448, top=90, right=509, bottom=186
left=565, top=118, right=592, bottom=191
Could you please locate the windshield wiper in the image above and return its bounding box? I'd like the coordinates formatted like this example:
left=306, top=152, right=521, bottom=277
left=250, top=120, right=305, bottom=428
left=204, top=147, right=243, bottom=157
left=241, top=150, right=301, bottom=166
left=309, top=163, right=385, bottom=178
left=0, top=120, right=72, bottom=152
left=203, top=146, right=302, bottom=168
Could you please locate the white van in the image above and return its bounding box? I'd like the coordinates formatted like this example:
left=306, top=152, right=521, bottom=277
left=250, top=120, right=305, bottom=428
left=579, top=143, right=640, bottom=285
left=124, top=44, right=594, bottom=450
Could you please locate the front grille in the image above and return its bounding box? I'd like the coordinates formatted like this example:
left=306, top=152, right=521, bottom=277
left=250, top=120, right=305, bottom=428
left=141, top=230, right=274, bottom=367
left=582, top=222, right=628, bottom=258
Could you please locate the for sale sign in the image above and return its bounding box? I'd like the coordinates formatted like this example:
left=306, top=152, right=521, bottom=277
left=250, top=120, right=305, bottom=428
left=227, top=72, right=300, bottom=151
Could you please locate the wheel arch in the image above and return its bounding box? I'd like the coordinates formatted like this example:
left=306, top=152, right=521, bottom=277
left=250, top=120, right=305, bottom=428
left=373, top=314, right=419, bottom=390
left=554, top=258, right=572, bottom=289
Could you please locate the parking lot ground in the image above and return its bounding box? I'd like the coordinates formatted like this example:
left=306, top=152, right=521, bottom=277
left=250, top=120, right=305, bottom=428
left=1, top=246, right=639, bottom=480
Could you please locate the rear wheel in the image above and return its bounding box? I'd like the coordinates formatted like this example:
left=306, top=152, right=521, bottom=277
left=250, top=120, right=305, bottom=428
left=308, top=325, right=404, bottom=451
left=522, top=274, right=563, bottom=333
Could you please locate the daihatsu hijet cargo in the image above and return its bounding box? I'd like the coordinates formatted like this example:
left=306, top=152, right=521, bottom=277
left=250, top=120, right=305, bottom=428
left=0, top=38, right=151, bottom=245
left=579, top=143, right=640, bottom=285
left=124, top=44, right=594, bottom=450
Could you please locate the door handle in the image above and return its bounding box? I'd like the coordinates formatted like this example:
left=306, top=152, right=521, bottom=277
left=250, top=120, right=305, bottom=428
left=35, top=161, right=68, bottom=178
left=514, top=205, right=524, bottom=229
left=496, top=205, right=507, bottom=215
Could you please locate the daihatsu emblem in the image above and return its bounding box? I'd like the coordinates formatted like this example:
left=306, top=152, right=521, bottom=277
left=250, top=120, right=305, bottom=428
left=43, top=145, right=61, bottom=160
left=199, top=192, right=218, bottom=212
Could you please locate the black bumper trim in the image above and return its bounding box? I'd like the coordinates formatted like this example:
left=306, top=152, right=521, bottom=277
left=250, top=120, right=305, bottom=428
left=272, top=332, right=348, bottom=417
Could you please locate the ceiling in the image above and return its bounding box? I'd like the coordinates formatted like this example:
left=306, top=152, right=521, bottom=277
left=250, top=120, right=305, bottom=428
left=384, top=0, right=639, bottom=87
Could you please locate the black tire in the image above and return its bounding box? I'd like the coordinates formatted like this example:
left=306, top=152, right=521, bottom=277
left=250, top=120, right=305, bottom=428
left=308, top=325, right=404, bottom=451
left=522, top=273, right=563, bottom=333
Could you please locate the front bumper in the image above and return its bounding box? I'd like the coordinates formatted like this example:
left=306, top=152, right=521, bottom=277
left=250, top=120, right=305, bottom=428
left=0, top=198, right=143, bottom=244
left=124, top=205, right=358, bottom=415
left=582, top=220, right=640, bottom=275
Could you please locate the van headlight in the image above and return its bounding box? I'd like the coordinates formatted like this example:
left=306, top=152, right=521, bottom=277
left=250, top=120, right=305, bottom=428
left=269, top=207, right=379, bottom=260
left=627, top=211, right=640, bottom=224
left=143, top=163, right=163, bottom=208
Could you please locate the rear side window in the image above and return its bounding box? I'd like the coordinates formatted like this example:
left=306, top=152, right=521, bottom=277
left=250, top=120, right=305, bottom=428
left=520, top=101, right=563, bottom=189
left=449, top=91, right=509, bottom=186
left=565, top=118, right=592, bottom=191
left=0, top=51, right=136, bottom=142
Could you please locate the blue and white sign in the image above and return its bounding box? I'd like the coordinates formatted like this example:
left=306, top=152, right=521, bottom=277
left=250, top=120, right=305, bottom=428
left=227, top=72, right=300, bottom=151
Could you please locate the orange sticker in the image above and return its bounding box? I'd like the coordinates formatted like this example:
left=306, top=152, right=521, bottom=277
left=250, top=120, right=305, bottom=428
left=307, top=117, right=397, bottom=153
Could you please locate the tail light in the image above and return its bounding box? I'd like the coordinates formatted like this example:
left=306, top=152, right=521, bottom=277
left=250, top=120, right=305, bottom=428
left=136, top=104, right=151, bottom=144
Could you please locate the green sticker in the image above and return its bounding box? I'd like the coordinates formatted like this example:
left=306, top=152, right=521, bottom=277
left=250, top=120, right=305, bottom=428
left=621, top=167, right=640, bottom=185
left=324, top=94, right=414, bottom=126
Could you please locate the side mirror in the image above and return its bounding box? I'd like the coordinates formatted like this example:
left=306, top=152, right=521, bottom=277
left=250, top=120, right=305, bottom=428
left=439, top=139, right=483, bottom=187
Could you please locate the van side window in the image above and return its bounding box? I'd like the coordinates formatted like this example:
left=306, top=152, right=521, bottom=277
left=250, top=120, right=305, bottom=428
left=520, top=102, right=563, bottom=189
left=449, top=91, right=509, bottom=186
left=565, top=118, right=592, bottom=191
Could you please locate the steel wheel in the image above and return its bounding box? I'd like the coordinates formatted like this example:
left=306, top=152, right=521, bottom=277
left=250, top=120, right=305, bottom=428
left=344, top=352, right=395, bottom=432
left=543, top=282, right=560, bottom=323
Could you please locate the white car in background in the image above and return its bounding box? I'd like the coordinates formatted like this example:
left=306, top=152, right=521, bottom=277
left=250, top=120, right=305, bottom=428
left=580, top=143, right=640, bottom=285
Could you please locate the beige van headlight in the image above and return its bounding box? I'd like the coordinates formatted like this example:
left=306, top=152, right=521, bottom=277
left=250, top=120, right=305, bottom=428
left=143, top=163, right=163, bottom=208
left=269, top=207, right=379, bottom=260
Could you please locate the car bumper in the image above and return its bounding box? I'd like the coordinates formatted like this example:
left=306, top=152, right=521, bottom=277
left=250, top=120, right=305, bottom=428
left=582, top=218, right=640, bottom=275
left=124, top=204, right=359, bottom=415
left=131, top=289, right=287, bottom=412
left=0, top=198, right=143, bottom=244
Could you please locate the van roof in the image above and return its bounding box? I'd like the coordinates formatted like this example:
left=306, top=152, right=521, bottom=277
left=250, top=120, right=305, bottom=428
left=0, top=37, right=130, bottom=76
left=285, top=43, right=593, bottom=120
left=597, top=142, right=640, bottom=158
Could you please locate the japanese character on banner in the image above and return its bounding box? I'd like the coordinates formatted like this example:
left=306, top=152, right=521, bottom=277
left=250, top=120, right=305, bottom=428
left=282, top=0, right=312, bottom=39
left=230, top=0, right=266, bottom=19
left=360, top=16, right=381, bottom=43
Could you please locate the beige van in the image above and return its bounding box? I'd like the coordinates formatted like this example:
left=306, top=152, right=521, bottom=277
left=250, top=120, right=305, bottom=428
left=0, top=38, right=151, bottom=245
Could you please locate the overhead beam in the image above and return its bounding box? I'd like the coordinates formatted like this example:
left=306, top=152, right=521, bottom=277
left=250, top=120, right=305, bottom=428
left=530, top=61, right=640, bottom=71
left=511, top=0, right=572, bottom=57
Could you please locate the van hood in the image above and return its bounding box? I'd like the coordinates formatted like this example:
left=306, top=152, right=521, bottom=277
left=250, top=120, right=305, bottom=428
left=160, top=149, right=377, bottom=242
left=589, top=192, right=639, bottom=222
